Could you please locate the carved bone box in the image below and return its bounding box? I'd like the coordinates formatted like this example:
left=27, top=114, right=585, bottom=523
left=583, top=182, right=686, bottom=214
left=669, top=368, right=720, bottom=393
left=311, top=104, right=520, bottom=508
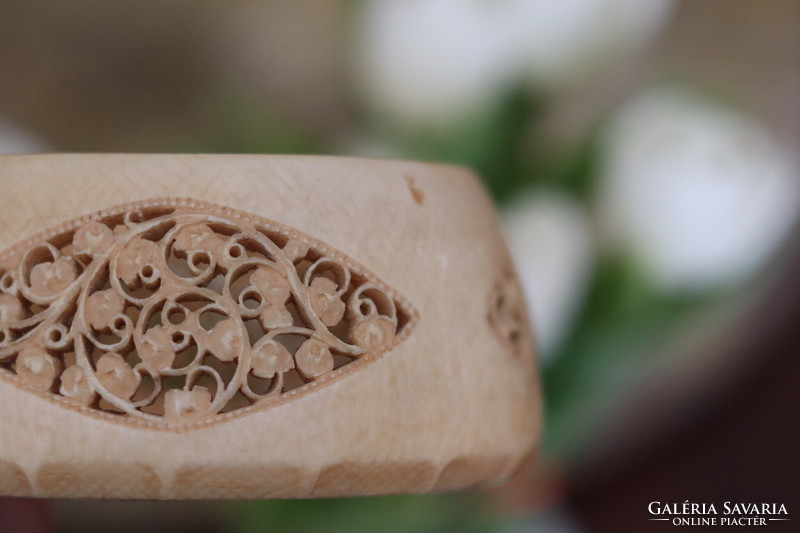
left=0, top=154, right=541, bottom=499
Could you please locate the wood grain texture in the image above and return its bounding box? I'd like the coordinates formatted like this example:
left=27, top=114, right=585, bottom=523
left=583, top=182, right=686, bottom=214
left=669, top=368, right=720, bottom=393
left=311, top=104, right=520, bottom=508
left=0, top=154, right=541, bottom=499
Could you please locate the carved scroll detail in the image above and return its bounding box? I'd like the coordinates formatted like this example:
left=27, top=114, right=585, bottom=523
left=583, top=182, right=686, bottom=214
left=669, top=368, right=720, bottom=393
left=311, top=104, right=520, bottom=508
left=0, top=199, right=416, bottom=429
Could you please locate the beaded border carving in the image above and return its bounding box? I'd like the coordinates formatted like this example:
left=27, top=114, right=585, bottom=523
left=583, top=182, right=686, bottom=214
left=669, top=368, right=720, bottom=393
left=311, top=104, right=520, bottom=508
left=0, top=198, right=417, bottom=429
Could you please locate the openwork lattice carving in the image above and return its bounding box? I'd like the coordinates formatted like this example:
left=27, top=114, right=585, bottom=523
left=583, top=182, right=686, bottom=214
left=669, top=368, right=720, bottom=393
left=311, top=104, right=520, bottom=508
left=0, top=199, right=416, bottom=428
left=488, top=263, right=532, bottom=362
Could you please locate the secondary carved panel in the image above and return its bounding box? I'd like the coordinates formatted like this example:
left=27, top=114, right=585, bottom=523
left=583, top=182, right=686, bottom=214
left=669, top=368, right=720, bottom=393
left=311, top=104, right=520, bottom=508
left=0, top=199, right=416, bottom=429
left=488, top=261, right=534, bottom=364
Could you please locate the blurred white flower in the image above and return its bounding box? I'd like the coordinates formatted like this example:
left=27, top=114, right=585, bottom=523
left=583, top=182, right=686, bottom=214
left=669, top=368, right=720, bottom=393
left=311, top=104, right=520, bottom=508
left=0, top=118, right=46, bottom=153
left=509, top=0, right=672, bottom=86
left=354, top=0, right=514, bottom=130
left=353, top=0, right=672, bottom=129
left=337, top=131, right=407, bottom=160
left=504, top=192, right=593, bottom=358
left=598, top=87, right=800, bottom=292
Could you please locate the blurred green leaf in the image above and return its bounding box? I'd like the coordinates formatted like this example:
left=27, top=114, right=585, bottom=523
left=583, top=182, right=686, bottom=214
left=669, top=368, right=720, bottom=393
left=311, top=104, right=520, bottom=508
left=541, top=255, right=709, bottom=459
left=538, top=125, right=604, bottom=202
left=229, top=492, right=499, bottom=533
left=373, top=89, right=542, bottom=204
left=172, top=88, right=324, bottom=154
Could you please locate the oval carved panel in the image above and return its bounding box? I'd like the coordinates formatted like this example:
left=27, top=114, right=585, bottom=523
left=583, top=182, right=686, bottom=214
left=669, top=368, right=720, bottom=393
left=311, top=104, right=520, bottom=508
left=0, top=199, right=417, bottom=429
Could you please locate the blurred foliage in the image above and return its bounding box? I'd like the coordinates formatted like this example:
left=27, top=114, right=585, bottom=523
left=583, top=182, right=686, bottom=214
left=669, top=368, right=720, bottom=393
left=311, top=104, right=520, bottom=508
left=231, top=492, right=502, bottom=533
left=385, top=89, right=541, bottom=204
left=175, top=88, right=325, bottom=155
left=375, top=88, right=604, bottom=205
left=542, top=255, right=708, bottom=457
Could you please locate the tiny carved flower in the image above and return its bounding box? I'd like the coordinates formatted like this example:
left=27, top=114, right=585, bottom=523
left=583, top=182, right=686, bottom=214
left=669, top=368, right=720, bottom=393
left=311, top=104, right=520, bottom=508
left=59, top=364, right=96, bottom=405
left=29, top=256, right=78, bottom=298
left=16, top=345, right=62, bottom=389
left=137, top=326, right=176, bottom=371
left=165, top=387, right=212, bottom=422
left=308, top=277, right=345, bottom=326
left=282, top=238, right=308, bottom=262
left=260, top=304, right=294, bottom=330
left=72, top=221, right=114, bottom=257
left=205, top=319, right=243, bottom=362
left=250, top=339, right=294, bottom=379
left=117, top=237, right=160, bottom=285
left=350, top=315, right=396, bottom=351
left=84, top=289, right=125, bottom=330
left=252, top=266, right=290, bottom=303
left=294, top=338, right=334, bottom=379
left=172, top=225, right=225, bottom=258
left=0, top=293, right=24, bottom=323
left=96, top=352, right=139, bottom=399
left=252, top=267, right=293, bottom=329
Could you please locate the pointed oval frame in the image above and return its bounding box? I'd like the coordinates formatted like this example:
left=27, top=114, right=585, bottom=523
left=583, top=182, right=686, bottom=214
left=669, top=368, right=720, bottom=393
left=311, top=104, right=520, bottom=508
left=0, top=198, right=418, bottom=431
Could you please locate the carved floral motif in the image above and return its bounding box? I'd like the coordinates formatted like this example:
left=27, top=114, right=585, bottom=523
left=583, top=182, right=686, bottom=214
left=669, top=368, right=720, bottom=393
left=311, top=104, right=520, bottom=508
left=0, top=200, right=415, bottom=428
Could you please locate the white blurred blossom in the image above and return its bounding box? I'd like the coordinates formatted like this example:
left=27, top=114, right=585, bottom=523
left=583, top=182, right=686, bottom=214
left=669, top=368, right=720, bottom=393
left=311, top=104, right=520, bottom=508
left=353, top=0, right=672, bottom=129
left=504, top=192, right=593, bottom=358
left=509, top=0, right=672, bottom=85
left=354, top=0, right=513, bottom=129
left=337, top=131, right=406, bottom=160
left=0, top=118, right=46, bottom=153
left=598, top=87, right=800, bottom=292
